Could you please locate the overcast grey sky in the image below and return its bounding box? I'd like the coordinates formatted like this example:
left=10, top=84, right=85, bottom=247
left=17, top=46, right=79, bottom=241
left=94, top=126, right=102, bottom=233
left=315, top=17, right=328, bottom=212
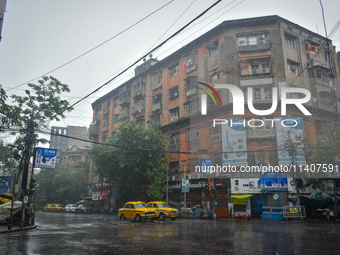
left=1, top=0, right=339, bottom=142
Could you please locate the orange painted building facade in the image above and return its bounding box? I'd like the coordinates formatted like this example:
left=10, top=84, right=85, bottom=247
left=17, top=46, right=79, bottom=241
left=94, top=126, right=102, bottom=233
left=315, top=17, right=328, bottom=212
left=89, top=16, right=340, bottom=217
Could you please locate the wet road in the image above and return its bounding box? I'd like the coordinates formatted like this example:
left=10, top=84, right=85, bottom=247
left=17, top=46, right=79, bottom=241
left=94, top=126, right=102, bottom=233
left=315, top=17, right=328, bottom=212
left=1, top=211, right=340, bottom=255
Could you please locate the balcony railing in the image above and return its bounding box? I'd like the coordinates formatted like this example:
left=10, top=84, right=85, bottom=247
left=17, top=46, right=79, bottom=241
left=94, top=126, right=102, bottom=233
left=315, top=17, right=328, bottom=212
left=152, top=102, right=161, bottom=112
left=238, top=42, right=271, bottom=52
left=89, top=123, right=100, bottom=137
left=133, top=89, right=144, bottom=99
left=246, top=129, right=276, bottom=139
left=119, top=95, right=130, bottom=106
left=186, top=88, right=198, bottom=97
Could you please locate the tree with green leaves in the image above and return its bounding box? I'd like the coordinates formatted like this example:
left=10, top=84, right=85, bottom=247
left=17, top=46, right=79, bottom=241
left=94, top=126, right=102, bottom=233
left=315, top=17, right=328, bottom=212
left=11, top=76, right=72, bottom=146
left=0, top=85, right=21, bottom=133
left=303, top=125, right=340, bottom=190
left=90, top=121, right=168, bottom=204
left=2, top=76, right=73, bottom=202
left=34, top=165, right=88, bottom=205
left=0, top=142, right=19, bottom=176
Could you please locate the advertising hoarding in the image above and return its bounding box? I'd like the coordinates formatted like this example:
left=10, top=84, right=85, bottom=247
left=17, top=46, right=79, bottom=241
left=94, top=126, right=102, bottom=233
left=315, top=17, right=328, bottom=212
left=275, top=117, right=306, bottom=166
left=0, top=177, right=11, bottom=193
left=221, top=119, right=248, bottom=167
left=182, top=179, right=189, bottom=193
left=35, top=147, right=57, bottom=169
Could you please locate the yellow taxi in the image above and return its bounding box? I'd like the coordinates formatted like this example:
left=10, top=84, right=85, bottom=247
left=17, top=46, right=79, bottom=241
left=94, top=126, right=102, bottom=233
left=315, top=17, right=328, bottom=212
left=118, top=201, right=156, bottom=222
left=147, top=201, right=178, bottom=221
left=43, top=204, right=65, bottom=212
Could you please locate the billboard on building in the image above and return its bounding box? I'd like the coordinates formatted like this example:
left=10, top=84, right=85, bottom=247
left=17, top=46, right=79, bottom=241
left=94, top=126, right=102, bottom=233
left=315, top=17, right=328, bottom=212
left=275, top=117, right=306, bottom=166
left=221, top=119, right=248, bottom=167
left=259, top=172, right=288, bottom=191
left=35, top=147, right=57, bottom=169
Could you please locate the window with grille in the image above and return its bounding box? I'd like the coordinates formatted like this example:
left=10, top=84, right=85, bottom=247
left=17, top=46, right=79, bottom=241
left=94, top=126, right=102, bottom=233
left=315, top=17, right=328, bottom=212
left=208, top=123, right=221, bottom=136
left=169, top=107, right=179, bottom=122
left=169, top=133, right=179, bottom=145
left=169, top=86, right=179, bottom=100
left=237, top=33, right=268, bottom=47
left=187, top=129, right=199, bottom=141
left=285, top=33, right=296, bottom=49
left=169, top=64, right=179, bottom=77
left=209, top=68, right=220, bottom=82
left=184, top=98, right=199, bottom=116
left=207, top=41, right=219, bottom=57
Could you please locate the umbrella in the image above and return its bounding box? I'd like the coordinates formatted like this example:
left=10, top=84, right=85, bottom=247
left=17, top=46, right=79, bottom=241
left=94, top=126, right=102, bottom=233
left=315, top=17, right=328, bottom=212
left=331, top=195, right=340, bottom=203
left=308, top=189, right=330, bottom=200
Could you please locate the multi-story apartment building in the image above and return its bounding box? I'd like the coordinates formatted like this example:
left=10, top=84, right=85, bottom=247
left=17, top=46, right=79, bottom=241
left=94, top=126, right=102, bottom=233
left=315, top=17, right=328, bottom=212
left=89, top=15, right=340, bottom=217
left=50, top=126, right=90, bottom=168
left=50, top=125, right=89, bottom=151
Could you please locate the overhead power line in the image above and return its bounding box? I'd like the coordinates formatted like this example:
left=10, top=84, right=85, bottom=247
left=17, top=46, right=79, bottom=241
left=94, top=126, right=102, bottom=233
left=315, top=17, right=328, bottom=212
left=6, top=0, right=175, bottom=92
left=56, top=0, right=222, bottom=117
left=26, top=127, right=335, bottom=156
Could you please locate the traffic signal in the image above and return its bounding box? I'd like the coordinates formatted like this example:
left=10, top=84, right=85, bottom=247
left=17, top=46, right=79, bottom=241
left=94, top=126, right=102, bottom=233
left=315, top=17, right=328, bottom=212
left=30, top=178, right=38, bottom=192
left=208, top=178, right=211, bottom=191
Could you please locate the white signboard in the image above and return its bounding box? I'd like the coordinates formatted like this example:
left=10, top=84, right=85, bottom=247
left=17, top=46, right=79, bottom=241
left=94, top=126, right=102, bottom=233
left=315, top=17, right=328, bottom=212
left=221, top=119, right=248, bottom=167
left=275, top=117, right=306, bottom=166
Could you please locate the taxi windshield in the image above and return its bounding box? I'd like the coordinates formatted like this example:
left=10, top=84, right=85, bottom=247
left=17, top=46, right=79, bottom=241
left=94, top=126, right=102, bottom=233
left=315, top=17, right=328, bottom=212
left=158, top=203, right=169, bottom=208
left=135, top=203, right=147, bottom=209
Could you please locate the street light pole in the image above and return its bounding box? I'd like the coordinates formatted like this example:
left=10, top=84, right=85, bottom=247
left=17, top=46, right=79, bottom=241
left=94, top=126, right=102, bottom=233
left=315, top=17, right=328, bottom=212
left=166, top=167, right=169, bottom=204
left=181, top=159, right=187, bottom=209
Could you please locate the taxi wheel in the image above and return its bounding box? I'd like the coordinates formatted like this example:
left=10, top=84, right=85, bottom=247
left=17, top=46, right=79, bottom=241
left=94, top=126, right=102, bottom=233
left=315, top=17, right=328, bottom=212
left=151, top=218, right=154, bottom=222
left=135, top=214, right=141, bottom=222
left=171, top=217, right=176, bottom=221
left=159, top=213, right=165, bottom=221
left=120, top=214, right=126, bottom=221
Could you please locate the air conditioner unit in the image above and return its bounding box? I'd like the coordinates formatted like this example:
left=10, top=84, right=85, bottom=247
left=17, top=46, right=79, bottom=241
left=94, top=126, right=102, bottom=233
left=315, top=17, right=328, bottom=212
left=290, top=66, right=297, bottom=71
left=172, top=168, right=179, bottom=173
left=262, top=68, right=270, bottom=73
left=252, top=68, right=260, bottom=74
left=258, top=34, right=266, bottom=39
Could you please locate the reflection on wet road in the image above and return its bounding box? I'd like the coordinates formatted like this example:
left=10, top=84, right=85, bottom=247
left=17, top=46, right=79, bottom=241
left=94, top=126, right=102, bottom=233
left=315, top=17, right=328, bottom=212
left=1, top=211, right=340, bottom=254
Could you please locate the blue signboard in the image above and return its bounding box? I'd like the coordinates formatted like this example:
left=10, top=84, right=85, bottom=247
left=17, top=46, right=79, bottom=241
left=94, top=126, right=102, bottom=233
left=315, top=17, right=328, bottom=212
left=259, top=172, right=288, bottom=191
left=200, top=158, right=212, bottom=173
left=334, top=163, right=340, bottom=178
left=0, top=177, right=11, bottom=193
left=35, top=147, right=57, bottom=169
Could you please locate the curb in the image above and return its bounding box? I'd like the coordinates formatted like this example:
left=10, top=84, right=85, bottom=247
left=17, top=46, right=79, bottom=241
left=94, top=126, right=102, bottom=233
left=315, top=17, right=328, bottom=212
left=0, top=225, right=37, bottom=234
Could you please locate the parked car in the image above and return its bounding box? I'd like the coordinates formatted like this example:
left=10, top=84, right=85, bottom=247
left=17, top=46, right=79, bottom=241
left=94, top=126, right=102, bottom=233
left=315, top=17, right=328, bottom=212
left=43, top=204, right=65, bottom=212
left=75, top=204, right=92, bottom=214
left=65, top=204, right=78, bottom=213
left=118, top=201, right=156, bottom=222
left=147, top=201, right=178, bottom=221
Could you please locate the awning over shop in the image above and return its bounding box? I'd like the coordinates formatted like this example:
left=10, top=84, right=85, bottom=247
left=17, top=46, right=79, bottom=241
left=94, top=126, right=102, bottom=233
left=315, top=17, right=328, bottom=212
left=231, top=194, right=253, bottom=199
left=231, top=194, right=253, bottom=205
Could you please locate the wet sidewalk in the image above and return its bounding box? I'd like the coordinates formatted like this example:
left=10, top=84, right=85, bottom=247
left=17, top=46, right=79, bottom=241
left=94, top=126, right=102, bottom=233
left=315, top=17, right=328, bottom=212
left=0, top=224, right=37, bottom=234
